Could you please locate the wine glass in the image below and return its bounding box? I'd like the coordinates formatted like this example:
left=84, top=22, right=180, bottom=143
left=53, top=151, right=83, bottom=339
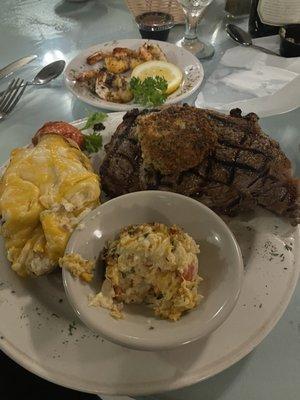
left=176, top=0, right=215, bottom=59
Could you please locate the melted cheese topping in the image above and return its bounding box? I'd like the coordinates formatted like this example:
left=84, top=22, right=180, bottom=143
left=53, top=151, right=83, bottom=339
left=0, top=134, right=100, bottom=277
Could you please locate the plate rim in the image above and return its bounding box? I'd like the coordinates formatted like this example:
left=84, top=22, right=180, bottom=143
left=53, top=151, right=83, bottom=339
left=0, top=112, right=299, bottom=396
left=1, top=233, right=299, bottom=396
left=64, top=38, right=204, bottom=111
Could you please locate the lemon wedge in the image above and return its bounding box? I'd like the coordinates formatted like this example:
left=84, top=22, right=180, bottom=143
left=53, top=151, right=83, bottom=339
left=131, top=60, right=183, bottom=95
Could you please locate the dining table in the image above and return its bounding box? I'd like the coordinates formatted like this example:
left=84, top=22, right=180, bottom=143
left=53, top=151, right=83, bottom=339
left=0, top=1, right=299, bottom=400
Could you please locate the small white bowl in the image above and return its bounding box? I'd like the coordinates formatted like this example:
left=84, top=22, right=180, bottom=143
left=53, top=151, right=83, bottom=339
left=63, top=191, right=243, bottom=351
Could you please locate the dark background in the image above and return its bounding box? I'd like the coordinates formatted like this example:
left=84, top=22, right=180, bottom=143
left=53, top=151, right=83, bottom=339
left=0, top=351, right=99, bottom=399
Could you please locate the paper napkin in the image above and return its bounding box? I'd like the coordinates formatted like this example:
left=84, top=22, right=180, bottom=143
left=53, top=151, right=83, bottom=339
left=195, top=35, right=300, bottom=117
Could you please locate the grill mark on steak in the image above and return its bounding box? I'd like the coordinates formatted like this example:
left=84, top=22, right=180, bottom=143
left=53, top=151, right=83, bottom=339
left=209, top=160, right=232, bottom=184
left=100, top=106, right=299, bottom=225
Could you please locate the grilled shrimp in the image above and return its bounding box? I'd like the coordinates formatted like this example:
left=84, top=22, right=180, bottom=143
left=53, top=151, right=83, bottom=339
left=80, top=42, right=168, bottom=103
left=138, top=43, right=167, bottom=61
left=112, top=47, right=137, bottom=58
left=104, top=55, right=145, bottom=74
left=87, top=51, right=108, bottom=65
left=76, top=70, right=99, bottom=82
left=104, top=56, right=131, bottom=74
left=130, top=57, right=144, bottom=69
left=95, top=70, right=133, bottom=103
left=87, top=47, right=137, bottom=66
left=86, top=43, right=167, bottom=71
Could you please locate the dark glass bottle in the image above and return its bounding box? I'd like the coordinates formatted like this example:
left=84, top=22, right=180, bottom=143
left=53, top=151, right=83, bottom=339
left=249, top=0, right=279, bottom=38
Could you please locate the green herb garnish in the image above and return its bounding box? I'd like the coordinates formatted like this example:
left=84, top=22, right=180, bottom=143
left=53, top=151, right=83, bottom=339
left=68, top=321, right=77, bottom=336
left=82, top=112, right=107, bottom=153
left=285, top=244, right=292, bottom=251
left=84, top=131, right=103, bottom=153
left=130, top=76, right=168, bottom=107
left=83, top=111, right=107, bottom=130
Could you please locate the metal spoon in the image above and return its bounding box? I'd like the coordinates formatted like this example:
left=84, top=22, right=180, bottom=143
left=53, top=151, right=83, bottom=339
left=226, top=24, right=279, bottom=56
left=0, top=60, right=66, bottom=95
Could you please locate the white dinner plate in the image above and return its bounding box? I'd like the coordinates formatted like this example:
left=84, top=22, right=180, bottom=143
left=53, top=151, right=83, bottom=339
left=64, top=39, right=204, bottom=111
left=0, top=112, right=299, bottom=396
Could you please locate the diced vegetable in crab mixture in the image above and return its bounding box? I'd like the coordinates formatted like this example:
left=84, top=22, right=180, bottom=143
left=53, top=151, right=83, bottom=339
left=90, top=223, right=203, bottom=321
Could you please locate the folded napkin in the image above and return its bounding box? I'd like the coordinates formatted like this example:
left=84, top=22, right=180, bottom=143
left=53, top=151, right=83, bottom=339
left=195, top=35, right=300, bottom=117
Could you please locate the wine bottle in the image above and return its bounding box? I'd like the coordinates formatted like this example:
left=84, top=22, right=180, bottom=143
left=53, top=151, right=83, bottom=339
left=249, top=0, right=300, bottom=38
left=249, top=0, right=279, bottom=37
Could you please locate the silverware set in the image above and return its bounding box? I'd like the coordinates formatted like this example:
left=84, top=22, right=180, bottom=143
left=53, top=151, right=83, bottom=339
left=0, top=56, right=66, bottom=120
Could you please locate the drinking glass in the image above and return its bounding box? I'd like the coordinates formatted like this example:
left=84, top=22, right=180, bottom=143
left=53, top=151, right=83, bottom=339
left=176, top=0, right=215, bottom=59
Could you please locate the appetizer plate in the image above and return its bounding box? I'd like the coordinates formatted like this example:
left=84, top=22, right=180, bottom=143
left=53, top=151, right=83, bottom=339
left=63, top=191, right=243, bottom=351
left=0, top=112, right=299, bottom=396
left=64, top=39, right=204, bottom=111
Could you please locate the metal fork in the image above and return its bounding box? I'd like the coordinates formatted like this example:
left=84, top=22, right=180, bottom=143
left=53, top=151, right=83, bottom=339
left=0, top=78, right=28, bottom=121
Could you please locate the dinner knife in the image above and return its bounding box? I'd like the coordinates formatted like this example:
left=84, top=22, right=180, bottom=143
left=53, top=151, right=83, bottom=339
left=0, top=54, right=37, bottom=81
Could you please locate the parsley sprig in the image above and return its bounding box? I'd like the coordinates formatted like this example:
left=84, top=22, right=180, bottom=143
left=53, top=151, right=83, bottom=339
left=82, top=112, right=107, bottom=154
left=130, top=76, right=168, bottom=107
left=84, top=132, right=103, bottom=154
left=83, top=112, right=107, bottom=130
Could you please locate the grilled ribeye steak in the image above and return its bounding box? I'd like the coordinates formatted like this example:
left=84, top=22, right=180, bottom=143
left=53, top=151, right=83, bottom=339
left=100, top=105, right=299, bottom=225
